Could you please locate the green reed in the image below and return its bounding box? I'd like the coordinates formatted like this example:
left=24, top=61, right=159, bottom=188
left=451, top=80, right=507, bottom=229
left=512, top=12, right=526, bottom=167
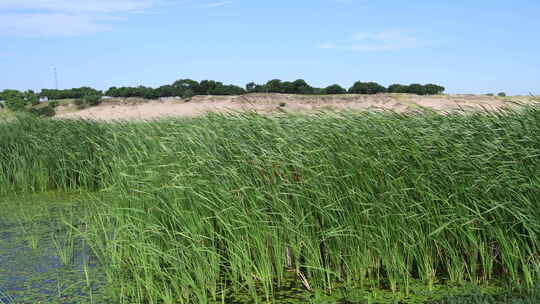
left=1, top=107, right=540, bottom=303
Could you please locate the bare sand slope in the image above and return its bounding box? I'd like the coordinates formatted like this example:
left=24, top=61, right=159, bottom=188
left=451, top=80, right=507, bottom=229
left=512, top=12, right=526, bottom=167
left=56, top=93, right=538, bottom=121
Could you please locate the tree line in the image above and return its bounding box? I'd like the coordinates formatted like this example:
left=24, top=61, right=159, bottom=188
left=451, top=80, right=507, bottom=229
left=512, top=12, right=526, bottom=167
left=1, top=79, right=445, bottom=112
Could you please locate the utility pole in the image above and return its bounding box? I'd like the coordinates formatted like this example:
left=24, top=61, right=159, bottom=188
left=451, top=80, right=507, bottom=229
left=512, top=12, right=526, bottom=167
left=52, top=66, right=58, bottom=90
left=54, top=67, right=58, bottom=90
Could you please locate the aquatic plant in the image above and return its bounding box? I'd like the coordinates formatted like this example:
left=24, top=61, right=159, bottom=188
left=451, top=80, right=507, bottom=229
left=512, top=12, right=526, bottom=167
left=1, top=108, right=540, bottom=303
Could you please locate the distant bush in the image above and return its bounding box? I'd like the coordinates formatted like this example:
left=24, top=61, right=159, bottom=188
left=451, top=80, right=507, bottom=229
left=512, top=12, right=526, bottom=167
left=423, top=84, right=446, bottom=95
left=84, top=95, right=102, bottom=106
left=388, top=83, right=445, bottom=95
left=40, top=87, right=102, bottom=100
left=74, top=95, right=102, bottom=109
left=49, top=100, right=59, bottom=108
left=2, top=79, right=448, bottom=103
left=498, top=92, right=507, bottom=97
left=29, top=105, right=55, bottom=117
left=485, top=93, right=494, bottom=96
left=324, top=84, right=347, bottom=94
left=348, top=81, right=387, bottom=94
left=182, top=89, right=195, bottom=100
left=388, top=84, right=410, bottom=93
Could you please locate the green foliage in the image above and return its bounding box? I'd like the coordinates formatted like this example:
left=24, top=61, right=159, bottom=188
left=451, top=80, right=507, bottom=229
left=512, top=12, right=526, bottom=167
left=388, top=84, right=410, bottom=93
left=348, top=81, right=387, bottom=94
left=182, top=88, right=195, bottom=99
left=498, top=92, right=507, bottom=97
left=105, top=86, right=158, bottom=99
left=388, top=83, right=446, bottom=95
left=40, top=87, right=102, bottom=99
left=105, top=79, right=246, bottom=99
left=486, top=93, right=495, bottom=96
left=74, top=95, right=102, bottom=109
left=424, top=83, right=446, bottom=95
left=323, top=84, right=347, bottom=94
left=84, top=95, right=102, bottom=106
left=2, top=108, right=540, bottom=303
left=2, top=90, right=27, bottom=111
left=28, top=105, right=56, bottom=117
left=266, top=79, right=285, bottom=93
left=24, top=90, right=39, bottom=106
left=3, top=79, right=447, bottom=102
left=246, top=82, right=257, bottom=92
left=427, top=287, right=540, bottom=304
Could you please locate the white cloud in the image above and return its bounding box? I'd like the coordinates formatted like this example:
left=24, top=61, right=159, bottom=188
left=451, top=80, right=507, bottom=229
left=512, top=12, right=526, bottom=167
left=204, top=1, right=232, bottom=8
left=320, top=30, right=426, bottom=51
left=0, top=0, right=157, bottom=13
left=0, top=0, right=164, bottom=37
left=0, top=13, right=111, bottom=37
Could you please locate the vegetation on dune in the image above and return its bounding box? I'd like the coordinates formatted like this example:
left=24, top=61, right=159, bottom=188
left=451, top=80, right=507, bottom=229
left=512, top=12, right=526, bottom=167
left=104, top=79, right=445, bottom=99
left=40, top=87, right=102, bottom=100
left=1, top=79, right=446, bottom=110
left=0, top=89, right=56, bottom=117
left=1, top=107, right=540, bottom=303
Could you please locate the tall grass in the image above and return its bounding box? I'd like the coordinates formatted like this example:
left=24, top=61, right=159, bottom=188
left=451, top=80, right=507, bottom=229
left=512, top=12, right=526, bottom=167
left=2, top=108, right=540, bottom=303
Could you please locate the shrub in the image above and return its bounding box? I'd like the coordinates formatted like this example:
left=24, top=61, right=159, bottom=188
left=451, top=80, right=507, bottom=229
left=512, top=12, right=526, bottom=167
left=5, top=97, right=26, bottom=111
left=29, top=105, right=55, bottom=117
left=182, top=89, right=195, bottom=100
left=348, top=81, right=387, bottom=94
left=486, top=93, right=494, bottom=96
left=407, top=83, right=427, bottom=95
left=323, top=84, right=347, bottom=95
left=423, top=83, right=446, bottom=95
left=498, top=92, right=507, bottom=97
left=83, top=95, right=102, bottom=106
left=49, top=101, right=59, bottom=108
left=388, top=84, right=409, bottom=93
left=74, top=98, right=86, bottom=109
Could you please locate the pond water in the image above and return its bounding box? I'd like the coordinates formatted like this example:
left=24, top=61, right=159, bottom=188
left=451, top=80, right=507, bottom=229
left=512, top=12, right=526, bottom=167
left=0, top=193, right=112, bottom=304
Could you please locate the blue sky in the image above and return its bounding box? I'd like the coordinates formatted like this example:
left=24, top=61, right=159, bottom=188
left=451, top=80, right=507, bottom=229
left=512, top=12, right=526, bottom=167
left=0, top=0, right=538, bottom=95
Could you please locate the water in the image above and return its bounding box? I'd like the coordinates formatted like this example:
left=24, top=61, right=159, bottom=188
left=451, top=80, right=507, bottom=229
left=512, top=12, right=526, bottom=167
left=0, top=195, right=112, bottom=304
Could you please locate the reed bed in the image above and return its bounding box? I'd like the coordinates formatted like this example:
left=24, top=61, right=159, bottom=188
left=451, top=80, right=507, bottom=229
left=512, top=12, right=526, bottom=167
left=1, top=108, right=540, bottom=303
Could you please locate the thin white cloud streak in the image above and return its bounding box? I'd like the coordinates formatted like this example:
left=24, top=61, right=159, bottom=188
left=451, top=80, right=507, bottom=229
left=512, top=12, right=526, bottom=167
left=0, top=0, right=167, bottom=36
left=204, top=1, right=232, bottom=8
left=0, top=0, right=157, bottom=13
left=320, top=30, right=426, bottom=51
left=0, top=13, right=111, bottom=37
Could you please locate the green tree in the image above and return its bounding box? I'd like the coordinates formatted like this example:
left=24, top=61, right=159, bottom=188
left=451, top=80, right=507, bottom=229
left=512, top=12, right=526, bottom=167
left=291, top=79, right=313, bottom=94
left=2, top=90, right=26, bottom=111
left=424, top=84, right=445, bottom=95
left=246, top=82, right=257, bottom=93
left=173, top=79, right=200, bottom=95
left=25, top=90, right=39, bottom=105
left=388, top=84, right=409, bottom=93
left=407, top=83, right=427, bottom=95
left=265, top=79, right=284, bottom=93
left=324, top=84, right=347, bottom=94
left=182, top=89, right=195, bottom=99
left=349, top=81, right=387, bottom=94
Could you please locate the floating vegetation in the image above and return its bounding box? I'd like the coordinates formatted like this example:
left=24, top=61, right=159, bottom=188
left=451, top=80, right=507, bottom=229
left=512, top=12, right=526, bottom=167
left=0, top=192, right=111, bottom=304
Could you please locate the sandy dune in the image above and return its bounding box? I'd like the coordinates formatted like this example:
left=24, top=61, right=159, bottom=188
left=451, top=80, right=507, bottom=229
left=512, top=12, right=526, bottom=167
left=55, top=93, right=537, bottom=121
